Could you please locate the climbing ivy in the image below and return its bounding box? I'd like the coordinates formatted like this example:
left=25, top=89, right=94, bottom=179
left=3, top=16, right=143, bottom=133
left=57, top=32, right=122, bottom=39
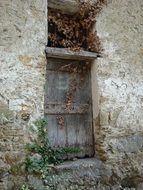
left=24, top=119, right=80, bottom=175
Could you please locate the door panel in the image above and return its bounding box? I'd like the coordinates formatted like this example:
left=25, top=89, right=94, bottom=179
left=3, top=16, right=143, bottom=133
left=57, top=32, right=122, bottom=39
left=45, top=58, right=94, bottom=158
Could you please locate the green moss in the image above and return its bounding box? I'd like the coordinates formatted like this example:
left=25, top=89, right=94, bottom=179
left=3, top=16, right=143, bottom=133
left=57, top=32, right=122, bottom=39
left=10, top=163, right=25, bottom=176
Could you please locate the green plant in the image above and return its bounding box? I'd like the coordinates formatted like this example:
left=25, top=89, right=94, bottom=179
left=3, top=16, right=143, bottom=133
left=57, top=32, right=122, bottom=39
left=20, top=184, right=30, bottom=190
left=24, top=118, right=80, bottom=175
left=61, top=147, right=81, bottom=154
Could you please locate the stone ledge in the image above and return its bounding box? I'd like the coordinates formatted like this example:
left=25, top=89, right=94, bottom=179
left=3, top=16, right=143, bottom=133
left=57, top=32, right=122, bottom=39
left=50, top=158, right=111, bottom=178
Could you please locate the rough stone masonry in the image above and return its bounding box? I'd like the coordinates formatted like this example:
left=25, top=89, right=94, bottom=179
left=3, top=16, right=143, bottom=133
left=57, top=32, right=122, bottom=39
left=0, top=0, right=143, bottom=189
left=0, top=0, right=47, bottom=189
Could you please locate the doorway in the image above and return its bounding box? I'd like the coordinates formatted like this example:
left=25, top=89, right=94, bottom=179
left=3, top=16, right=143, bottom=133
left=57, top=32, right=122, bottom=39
left=45, top=57, right=94, bottom=158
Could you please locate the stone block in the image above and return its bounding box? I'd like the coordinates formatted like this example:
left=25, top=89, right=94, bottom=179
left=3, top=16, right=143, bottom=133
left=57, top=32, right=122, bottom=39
left=100, top=111, right=109, bottom=126
left=109, top=135, right=143, bottom=153
left=4, top=152, right=24, bottom=166
left=0, top=102, right=14, bottom=125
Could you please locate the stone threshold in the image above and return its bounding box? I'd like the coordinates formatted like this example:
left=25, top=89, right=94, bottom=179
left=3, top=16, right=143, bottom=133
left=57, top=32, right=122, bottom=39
left=49, top=158, right=107, bottom=177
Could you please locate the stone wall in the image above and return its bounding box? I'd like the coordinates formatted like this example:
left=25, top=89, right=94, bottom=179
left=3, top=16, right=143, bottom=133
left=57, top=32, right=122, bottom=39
left=0, top=0, right=47, bottom=189
left=0, top=0, right=143, bottom=189
left=93, top=0, right=143, bottom=179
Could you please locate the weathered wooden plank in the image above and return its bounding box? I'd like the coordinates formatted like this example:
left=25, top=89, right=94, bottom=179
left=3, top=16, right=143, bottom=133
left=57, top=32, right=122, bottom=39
left=45, top=103, right=89, bottom=114
left=46, top=115, right=66, bottom=147
left=66, top=115, right=94, bottom=157
left=45, top=71, right=69, bottom=102
left=46, top=47, right=98, bottom=60
left=48, top=0, right=80, bottom=15
left=46, top=114, right=94, bottom=157
left=45, top=70, right=91, bottom=104
left=47, top=58, right=79, bottom=71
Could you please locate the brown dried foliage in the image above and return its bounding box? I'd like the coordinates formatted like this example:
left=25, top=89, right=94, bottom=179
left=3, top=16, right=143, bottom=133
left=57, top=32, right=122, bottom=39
left=48, top=0, right=107, bottom=53
left=57, top=115, right=65, bottom=129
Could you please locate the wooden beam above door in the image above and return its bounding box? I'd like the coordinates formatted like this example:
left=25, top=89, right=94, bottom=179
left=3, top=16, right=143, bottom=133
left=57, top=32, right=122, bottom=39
left=48, top=0, right=80, bottom=15
left=46, top=47, right=99, bottom=60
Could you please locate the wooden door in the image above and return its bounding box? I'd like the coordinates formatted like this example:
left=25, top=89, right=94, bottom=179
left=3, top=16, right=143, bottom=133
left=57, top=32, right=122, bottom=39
left=45, top=58, right=94, bottom=158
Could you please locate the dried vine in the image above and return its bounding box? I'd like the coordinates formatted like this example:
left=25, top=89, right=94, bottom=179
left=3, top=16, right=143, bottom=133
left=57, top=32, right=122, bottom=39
left=48, top=0, right=107, bottom=127
left=48, top=0, right=107, bottom=53
left=63, top=61, right=91, bottom=110
left=56, top=115, right=64, bottom=129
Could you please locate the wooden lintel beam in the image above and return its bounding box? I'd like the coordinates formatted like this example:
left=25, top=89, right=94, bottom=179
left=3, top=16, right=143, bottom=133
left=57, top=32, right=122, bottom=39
left=46, top=47, right=98, bottom=60
left=48, top=0, right=80, bottom=14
